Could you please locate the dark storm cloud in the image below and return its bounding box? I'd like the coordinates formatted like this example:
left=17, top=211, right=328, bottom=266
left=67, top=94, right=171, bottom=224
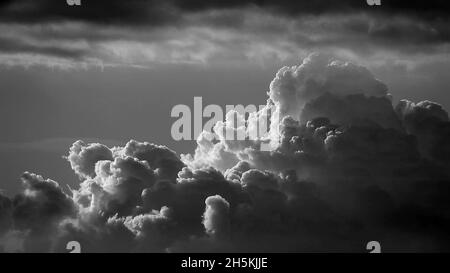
left=0, top=0, right=448, bottom=68
left=12, top=172, right=76, bottom=233
left=0, top=172, right=76, bottom=252
left=0, top=0, right=178, bottom=25
left=396, top=100, right=450, bottom=163
left=1, top=0, right=449, bottom=24
left=1, top=53, right=450, bottom=252
left=0, top=0, right=449, bottom=45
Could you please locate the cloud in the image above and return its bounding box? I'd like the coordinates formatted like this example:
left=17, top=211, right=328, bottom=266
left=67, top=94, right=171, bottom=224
left=1, top=1, right=448, bottom=26
left=203, top=195, right=230, bottom=239
left=67, top=140, right=113, bottom=179
left=0, top=2, right=449, bottom=68
left=0, top=0, right=178, bottom=26
left=13, top=172, right=76, bottom=231
left=396, top=99, right=450, bottom=162
left=110, top=206, right=175, bottom=252
left=8, top=172, right=76, bottom=252
left=0, top=193, right=12, bottom=236
left=269, top=53, right=388, bottom=118
left=1, top=54, right=450, bottom=252
left=301, top=93, right=402, bottom=130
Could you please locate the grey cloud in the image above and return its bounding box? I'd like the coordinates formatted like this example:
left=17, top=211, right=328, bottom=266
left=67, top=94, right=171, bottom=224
left=241, top=169, right=278, bottom=191
left=301, top=93, right=403, bottom=130
left=8, top=172, right=77, bottom=252
left=13, top=172, right=76, bottom=232
left=396, top=99, right=450, bottom=162
left=110, top=206, right=175, bottom=252
left=203, top=195, right=230, bottom=239
left=0, top=2, right=449, bottom=68
left=1, top=54, right=450, bottom=252
left=1, top=0, right=448, bottom=26
left=0, top=36, right=87, bottom=60
left=67, top=140, right=113, bottom=179
left=269, top=53, right=388, bottom=118
left=121, top=140, right=185, bottom=181
left=0, top=194, right=12, bottom=236
left=0, top=0, right=178, bottom=26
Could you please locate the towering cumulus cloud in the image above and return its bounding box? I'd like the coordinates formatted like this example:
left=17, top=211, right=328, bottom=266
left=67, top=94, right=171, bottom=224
left=1, top=54, right=450, bottom=252
left=269, top=53, right=388, bottom=119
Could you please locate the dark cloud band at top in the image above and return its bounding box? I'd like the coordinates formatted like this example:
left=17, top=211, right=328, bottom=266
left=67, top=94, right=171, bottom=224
left=1, top=0, right=449, bottom=25
left=0, top=0, right=449, bottom=68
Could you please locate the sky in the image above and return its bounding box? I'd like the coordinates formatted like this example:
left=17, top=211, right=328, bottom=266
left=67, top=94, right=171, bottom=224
left=0, top=0, right=449, bottom=194
left=0, top=0, right=450, bottom=252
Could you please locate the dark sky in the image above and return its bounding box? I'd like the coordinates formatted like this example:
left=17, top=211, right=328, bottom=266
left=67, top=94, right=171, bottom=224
left=0, top=0, right=450, bottom=195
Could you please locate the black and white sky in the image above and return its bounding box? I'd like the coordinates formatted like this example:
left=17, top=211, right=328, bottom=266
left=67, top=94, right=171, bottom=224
left=0, top=0, right=450, bottom=252
left=0, top=0, right=449, bottom=193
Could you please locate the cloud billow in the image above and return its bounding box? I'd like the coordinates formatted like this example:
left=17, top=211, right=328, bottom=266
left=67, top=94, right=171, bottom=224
left=1, top=54, right=450, bottom=252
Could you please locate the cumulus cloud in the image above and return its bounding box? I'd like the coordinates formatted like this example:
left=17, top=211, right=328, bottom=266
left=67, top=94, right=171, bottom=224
left=67, top=140, right=113, bottom=179
left=0, top=172, right=76, bottom=252
left=13, top=172, right=76, bottom=231
left=203, top=195, right=230, bottom=239
left=1, top=54, right=450, bottom=252
left=269, top=53, right=388, bottom=119
left=396, top=99, right=450, bottom=162
left=301, top=93, right=402, bottom=130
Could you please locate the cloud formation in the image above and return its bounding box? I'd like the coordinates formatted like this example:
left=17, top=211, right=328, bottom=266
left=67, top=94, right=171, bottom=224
left=0, top=1, right=448, bottom=68
left=1, top=54, right=450, bottom=252
left=1, top=0, right=448, bottom=26
left=269, top=53, right=388, bottom=118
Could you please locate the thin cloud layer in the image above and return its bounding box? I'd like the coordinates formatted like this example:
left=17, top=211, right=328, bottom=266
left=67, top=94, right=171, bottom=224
left=1, top=54, right=450, bottom=252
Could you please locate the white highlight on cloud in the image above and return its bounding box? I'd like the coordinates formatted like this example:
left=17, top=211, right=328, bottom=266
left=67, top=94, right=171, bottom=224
left=269, top=53, right=388, bottom=119
left=203, top=195, right=230, bottom=239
